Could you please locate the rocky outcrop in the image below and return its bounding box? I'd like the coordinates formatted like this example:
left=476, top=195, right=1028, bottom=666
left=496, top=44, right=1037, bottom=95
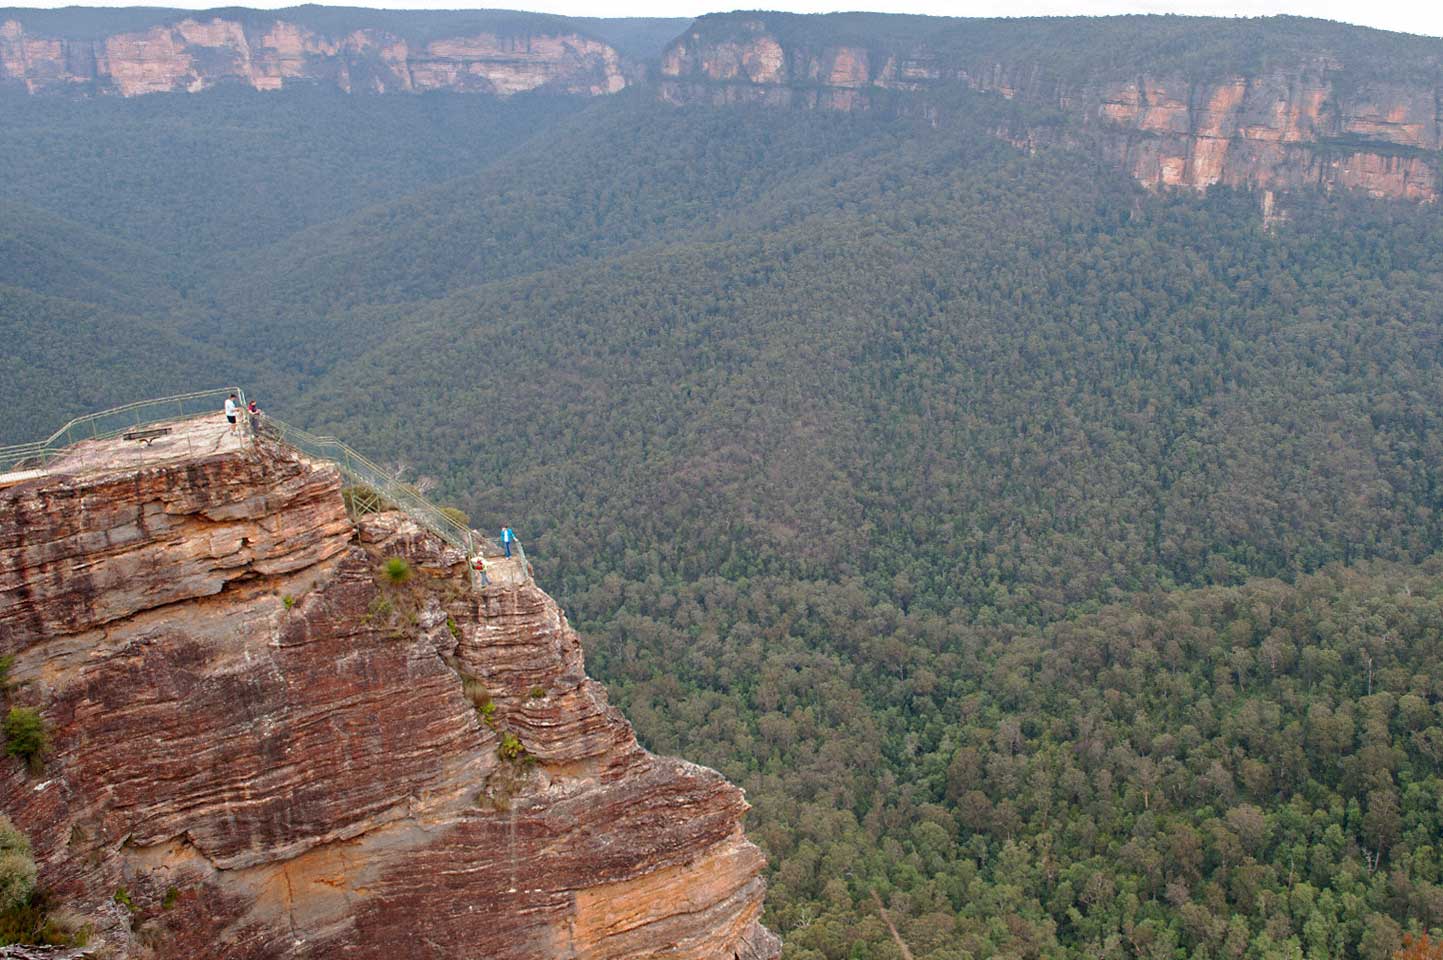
left=0, top=429, right=775, bottom=959
left=0, top=16, right=627, bottom=96
left=968, top=63, right=1440, bottom=201
left=659, top=17, right=1442, bottom=201
left=7, top=9, right=1436, bottom=202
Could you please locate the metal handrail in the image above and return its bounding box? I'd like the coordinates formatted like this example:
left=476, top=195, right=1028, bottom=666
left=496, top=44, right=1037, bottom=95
left=0, top=387, right=246, bottom=474
left=0, top=391, right=524, bottom=572
left=254, top=413, right=490, bottom=559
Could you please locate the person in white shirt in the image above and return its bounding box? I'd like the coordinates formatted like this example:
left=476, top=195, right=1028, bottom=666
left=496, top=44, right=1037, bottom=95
left=224, top=394, right=239, bottom=434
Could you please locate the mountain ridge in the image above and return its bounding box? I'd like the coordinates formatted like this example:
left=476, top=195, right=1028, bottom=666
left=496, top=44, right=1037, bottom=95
left=658, top=12, right=1443, bottom=201
left=0, top=7, right=649, bottom=96
left=4, top=8, right=1439, bottom=201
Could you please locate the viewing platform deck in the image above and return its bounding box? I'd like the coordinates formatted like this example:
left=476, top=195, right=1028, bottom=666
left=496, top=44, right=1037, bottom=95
left=1, top=392, right=528, bottom=591
left=0, top=413, right=245, bottom=488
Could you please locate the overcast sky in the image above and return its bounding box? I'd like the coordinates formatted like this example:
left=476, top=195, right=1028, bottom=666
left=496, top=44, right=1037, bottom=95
left=14, top=0, right=1443, bottom=38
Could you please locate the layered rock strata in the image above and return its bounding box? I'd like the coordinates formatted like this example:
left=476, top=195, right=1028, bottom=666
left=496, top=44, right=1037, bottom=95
left=0, top=429, right=776, bottom=959
left=659, top=19, right=1442, bottom=201
left=0, top=16, right=627, bottom=96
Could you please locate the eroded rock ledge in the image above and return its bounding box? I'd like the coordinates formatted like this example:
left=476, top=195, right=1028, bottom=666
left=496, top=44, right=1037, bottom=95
left=658, top=17, right=1442, bottom=202
left=0, top=433, right=776, bottom=959
left=0, top=16, right=627, bottom=97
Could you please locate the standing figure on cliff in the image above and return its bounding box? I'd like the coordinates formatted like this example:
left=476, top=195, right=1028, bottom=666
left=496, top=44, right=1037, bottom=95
left=472, top=556, right=490, bottom=587
left=224, top=394, right=239, bottom=434
left=501, top=526, right=517, bottom=558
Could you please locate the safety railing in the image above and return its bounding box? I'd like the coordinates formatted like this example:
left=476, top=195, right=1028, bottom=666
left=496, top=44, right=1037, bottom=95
left=0, top=390, right=524, bottom=575
left=0, top=387, right=246, bottom=475
left=254, top=413, right=502, bottom=560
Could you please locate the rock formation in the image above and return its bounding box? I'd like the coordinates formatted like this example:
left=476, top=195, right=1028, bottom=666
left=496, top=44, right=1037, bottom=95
left=658, top=17, right=1443, bottom=202
left=4, top=8, right=1438, bottom=203
left=0, top=425, right=777, bottom=959
left=0, top=16, right=627, bottom=97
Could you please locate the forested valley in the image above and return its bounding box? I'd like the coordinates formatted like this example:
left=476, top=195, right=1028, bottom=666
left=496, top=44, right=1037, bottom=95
left=4, top=11, right=1443, bottom=958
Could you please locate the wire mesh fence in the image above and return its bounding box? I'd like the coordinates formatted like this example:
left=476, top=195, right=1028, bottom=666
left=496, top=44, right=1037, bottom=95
left=253, top=413, right=498, bottom=559
left=0, top=388, right=245, bottom=474
left=0, top=390, right=524, bottom=573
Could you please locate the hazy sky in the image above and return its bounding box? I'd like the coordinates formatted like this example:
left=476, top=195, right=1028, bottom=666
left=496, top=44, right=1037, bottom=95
left=15, top=0, right=1443, bottom=38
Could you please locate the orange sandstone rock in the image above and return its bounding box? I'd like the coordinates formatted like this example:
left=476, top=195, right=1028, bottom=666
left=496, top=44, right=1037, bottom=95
left=658, top=25, right=1441, bottom=202
left=0, top=432, right=776, bottom=959
left=0, top=16, right=628, bottom=98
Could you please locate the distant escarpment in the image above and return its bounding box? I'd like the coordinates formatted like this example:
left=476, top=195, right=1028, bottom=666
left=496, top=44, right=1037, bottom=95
left=659, top=14, right=1442, bottom=201
left=0, top=14, right=628, bottom=96
left=0, top=428, right=776, bottom=959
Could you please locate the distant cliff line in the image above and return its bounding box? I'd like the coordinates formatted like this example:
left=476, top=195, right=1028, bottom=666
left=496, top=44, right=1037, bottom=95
left=657, top=15, right=1443, bottom=202
left=3, top=8, right=1440, bottom=202
left=0, top=14, right=630, bottom=97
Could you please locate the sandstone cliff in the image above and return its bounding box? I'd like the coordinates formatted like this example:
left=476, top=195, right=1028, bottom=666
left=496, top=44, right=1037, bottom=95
left=658, top=16, right=1443, bottom=202
left=6, top=8, right=1440, bottom=202
left=0, top=15, right=627, bottom=96
left=0, top=423, right=777, bottom=959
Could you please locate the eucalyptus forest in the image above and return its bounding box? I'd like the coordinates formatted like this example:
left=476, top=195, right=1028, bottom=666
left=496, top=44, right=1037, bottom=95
left=3, top=9, right=1443, bottom=959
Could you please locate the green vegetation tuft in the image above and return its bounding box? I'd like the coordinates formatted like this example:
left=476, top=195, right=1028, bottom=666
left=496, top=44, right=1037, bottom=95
left=462, top=678, right=492, bottom=713
left=381, top=557, right=411, bottom=585
left=0, top=816, right=87, bottom=949
left=2, top=708, right=48, bottom=772
left=498, top=733, right=527, bottom=763
left=0, top=817, right=35, bottom=916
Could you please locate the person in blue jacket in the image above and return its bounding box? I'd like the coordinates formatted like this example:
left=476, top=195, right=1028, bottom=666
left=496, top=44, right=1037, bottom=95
left=501, top=526, right=516, bottom=558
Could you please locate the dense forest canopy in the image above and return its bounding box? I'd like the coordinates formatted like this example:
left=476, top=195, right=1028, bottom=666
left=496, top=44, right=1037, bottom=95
left=4, top=9, right=1443, bottom=959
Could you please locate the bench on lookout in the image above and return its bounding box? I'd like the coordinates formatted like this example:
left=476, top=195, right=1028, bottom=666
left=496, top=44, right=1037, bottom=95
left=122, top=427, right=172, bottom=446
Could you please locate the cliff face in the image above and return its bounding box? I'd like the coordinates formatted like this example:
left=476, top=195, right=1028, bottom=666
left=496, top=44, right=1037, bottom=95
left=0, top=423, right=777, bottom=959
left=5, top=11, right=1439, bottom=203
left=0, top=16, right=628, bottom=96
left=659, top=20, right=1442, bottom=201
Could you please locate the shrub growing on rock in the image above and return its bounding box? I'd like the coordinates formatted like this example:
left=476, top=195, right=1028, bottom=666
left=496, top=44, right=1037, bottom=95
left=382, top=557, right=411, bottom=585
left=0, top=816, right=36, bottom=915
left=499, top=733, right=526, bottom=762
left=2, top=708, right=48, bottom=771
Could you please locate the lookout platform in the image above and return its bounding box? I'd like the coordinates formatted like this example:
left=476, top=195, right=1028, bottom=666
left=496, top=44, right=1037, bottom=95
left=45, top=413, right=246, bottom=476
left=2, top=390, right=530, bottom=592
left=0, top=413, right=245, bottom=487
